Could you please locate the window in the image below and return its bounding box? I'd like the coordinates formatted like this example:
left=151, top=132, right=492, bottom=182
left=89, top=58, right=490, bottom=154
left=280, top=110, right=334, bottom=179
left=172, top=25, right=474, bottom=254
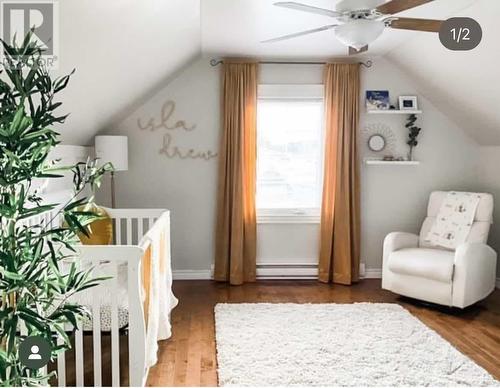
left=256, top=85, right=324, bottom=223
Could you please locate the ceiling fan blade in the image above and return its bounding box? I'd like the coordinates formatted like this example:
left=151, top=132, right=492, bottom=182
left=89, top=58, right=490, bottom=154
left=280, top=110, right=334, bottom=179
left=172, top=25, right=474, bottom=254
left=376, top=0, right=434, bottom=15
left=349, top=45, right=368, bottom=55
left=388, top=17, right=443, bottom=32
left=274, top=2, right=342, bottom=18
left=262, top=24, right=337, bottom=43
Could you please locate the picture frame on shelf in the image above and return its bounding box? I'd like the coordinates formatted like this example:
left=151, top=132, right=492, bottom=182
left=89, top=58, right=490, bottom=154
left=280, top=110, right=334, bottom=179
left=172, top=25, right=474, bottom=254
left=366, top=90, right=390, bottom=110
left=399, top=96, right=418, bottom=110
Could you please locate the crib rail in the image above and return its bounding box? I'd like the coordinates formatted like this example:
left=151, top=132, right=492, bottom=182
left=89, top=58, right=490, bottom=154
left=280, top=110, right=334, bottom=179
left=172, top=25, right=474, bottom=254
left=69, top=208, right=167, bottom=387
left=105, top=208, right=163, bottom=246
left=73, top=245, right=145, bottom=387
left=22, top=207, right=59, bottom=229
left=17, top=207, right=169, bottom=387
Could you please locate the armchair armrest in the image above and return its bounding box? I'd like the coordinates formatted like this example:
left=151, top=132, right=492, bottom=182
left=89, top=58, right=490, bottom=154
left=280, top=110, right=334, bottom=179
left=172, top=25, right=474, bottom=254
left=382, top=232, right=419, bottom=289
left=383, top=232, right=419, bottom=255
left=452, top=243, right=497, bottom=308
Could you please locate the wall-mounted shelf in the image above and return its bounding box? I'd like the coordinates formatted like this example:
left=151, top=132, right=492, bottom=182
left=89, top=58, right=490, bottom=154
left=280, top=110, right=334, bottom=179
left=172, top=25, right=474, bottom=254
left=367, top=109, right=422, bottom=115
left=365, top=160, right=420, bottom=166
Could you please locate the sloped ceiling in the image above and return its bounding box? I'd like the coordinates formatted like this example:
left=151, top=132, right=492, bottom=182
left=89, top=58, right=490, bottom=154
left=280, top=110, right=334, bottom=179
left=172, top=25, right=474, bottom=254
left=385, top=0, right=500, bottom=145
left=201, top=0, right=499, bottom=144
left=53, top=0, right=499, bottom=146
left=201, top=0, right=474, bottom=58
left=57, top=0, right=201, bottom=144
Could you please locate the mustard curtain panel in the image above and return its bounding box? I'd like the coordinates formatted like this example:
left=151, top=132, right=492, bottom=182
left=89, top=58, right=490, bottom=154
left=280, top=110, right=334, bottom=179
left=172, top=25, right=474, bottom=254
left=214, top=61, right=258, bottom=285
left=318, top=63, right=361, bottom=285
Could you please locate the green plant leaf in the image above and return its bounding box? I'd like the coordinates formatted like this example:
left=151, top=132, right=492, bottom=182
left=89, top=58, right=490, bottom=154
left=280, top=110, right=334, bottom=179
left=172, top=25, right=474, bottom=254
left=0, top=31, right=105, bottom=384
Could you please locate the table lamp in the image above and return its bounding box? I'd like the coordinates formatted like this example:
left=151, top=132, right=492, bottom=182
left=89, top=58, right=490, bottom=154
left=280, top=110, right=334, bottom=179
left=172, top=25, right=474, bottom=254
left=95, top=135, right=128, bottom=208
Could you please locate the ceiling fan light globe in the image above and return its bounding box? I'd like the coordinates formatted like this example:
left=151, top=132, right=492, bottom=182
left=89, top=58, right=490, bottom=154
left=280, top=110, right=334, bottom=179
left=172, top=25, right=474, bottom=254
left=335, top=20, right=385, bottom=49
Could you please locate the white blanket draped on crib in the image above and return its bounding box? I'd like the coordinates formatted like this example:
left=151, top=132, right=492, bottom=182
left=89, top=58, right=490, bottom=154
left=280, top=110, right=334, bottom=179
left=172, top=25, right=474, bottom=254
left=139, top=211, right=179, bottom=368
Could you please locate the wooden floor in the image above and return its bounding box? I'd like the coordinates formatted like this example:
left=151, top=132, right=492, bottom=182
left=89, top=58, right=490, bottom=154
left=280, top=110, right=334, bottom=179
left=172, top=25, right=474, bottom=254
left=146, top=280, right=500, bottom=387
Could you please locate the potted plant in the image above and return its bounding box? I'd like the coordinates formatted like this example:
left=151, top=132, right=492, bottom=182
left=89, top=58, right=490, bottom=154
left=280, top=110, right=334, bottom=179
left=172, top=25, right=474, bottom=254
left=406, top=114, right=421, bottom=161
left=0, top=31, right=111, bottom=385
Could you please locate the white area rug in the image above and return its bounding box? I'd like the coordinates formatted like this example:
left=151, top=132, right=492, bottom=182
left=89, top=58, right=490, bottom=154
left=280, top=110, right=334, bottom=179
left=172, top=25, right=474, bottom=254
left=215, top=303, right=499, bottom=386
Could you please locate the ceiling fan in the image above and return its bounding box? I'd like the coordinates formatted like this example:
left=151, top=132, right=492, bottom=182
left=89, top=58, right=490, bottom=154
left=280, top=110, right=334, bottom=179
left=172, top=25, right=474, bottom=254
left=263, top=0, right=444, bottom=55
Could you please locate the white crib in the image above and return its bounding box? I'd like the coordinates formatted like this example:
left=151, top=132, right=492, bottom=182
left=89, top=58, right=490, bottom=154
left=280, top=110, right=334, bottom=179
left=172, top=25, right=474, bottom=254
left=23, top=208, right=177, bottom=387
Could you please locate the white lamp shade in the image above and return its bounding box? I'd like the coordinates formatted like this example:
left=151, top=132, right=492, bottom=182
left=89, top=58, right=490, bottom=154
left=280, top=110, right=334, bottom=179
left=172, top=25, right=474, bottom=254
left=335, top=20, right=385, bottom=50
left=95, top=136, right=128, bottom=171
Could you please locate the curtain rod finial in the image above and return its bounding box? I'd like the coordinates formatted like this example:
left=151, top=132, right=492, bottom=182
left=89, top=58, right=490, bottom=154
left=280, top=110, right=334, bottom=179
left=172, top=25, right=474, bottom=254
left=361, top=60, right=373, bottom=68
left=210, top=59, right=223, bottom=67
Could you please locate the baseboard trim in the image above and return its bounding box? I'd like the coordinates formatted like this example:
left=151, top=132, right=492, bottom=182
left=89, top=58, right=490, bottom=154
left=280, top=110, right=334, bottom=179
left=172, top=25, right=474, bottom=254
left=172, top=267, right=499, bottom=286
left=364, top=268, right=382, bottom=279
left=173, top=270, right=212, bottom=280
left=172, top=264, right=383, bottom=281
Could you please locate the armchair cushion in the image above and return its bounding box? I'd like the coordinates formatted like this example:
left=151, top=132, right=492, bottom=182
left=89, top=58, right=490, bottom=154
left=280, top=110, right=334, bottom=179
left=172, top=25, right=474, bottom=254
left=388, top=248, right=455, bottom=283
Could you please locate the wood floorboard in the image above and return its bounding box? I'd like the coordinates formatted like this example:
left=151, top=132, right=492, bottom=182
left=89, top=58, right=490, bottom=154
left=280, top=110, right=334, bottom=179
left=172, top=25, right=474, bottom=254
left=145, top=279, right=499, bottom=387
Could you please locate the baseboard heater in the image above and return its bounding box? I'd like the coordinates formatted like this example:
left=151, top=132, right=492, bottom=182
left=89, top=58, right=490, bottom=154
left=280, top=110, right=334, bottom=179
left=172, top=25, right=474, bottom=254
left=256, top=263, right=318, bottom=280
left=206, top=263, right=376, bottom=280
left=255, top=262, right=376, bottom=280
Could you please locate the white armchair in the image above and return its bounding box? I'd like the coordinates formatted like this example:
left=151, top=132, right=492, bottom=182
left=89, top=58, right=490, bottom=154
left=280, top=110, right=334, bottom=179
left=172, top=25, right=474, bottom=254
left=382, top=191, right=497, bottom=308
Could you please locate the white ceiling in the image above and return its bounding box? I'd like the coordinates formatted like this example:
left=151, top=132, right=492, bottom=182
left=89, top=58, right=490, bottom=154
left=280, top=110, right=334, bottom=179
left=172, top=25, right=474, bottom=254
left=57, top=0, right=201, bottom=144
left=201, top=0, right=476, bottom=59
left=386, top=0, right=500, bottom=145
left=43, top=0, right=498, bottom=145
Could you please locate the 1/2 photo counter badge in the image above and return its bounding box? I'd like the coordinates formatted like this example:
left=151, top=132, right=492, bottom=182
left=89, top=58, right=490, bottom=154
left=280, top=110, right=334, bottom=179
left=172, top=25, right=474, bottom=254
left=440, top=17, right=482, bottom=51
left=0, top=0, right=59, bottom=69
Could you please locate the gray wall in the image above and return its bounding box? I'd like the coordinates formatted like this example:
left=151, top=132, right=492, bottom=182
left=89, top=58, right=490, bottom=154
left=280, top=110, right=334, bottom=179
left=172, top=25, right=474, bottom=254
left=99, top=56, right=498, bottom=276
left=476, top=146, right=500, bottom=270
left=360, top=59, right=480, bottom=274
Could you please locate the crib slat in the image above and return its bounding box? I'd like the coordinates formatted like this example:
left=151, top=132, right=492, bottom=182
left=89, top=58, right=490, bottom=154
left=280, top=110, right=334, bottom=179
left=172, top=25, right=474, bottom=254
left=126, top=218, right=132, bottom=245
left=19, top=321, right=28, bottom=336
left=45, top=212, right=51, bottom=229
left=128, top=251, right=147, bottom=387
left=111, top=262, right=120, bottom=386
left=92, top=265, right=103, bottom=387
left=57, top=334, right=66, bottom=386
left=115, top=218, right=122, bottom=245
left=51, top=211, right=57, bottom=228
left=138, top=218, right=144, bottom=242
left=75, top=323, right=84, bottom=387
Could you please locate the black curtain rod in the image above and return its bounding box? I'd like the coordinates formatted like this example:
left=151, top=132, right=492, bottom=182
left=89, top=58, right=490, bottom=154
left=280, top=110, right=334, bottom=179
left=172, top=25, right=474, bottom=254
left=209, top=59, right=373, bottom=68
